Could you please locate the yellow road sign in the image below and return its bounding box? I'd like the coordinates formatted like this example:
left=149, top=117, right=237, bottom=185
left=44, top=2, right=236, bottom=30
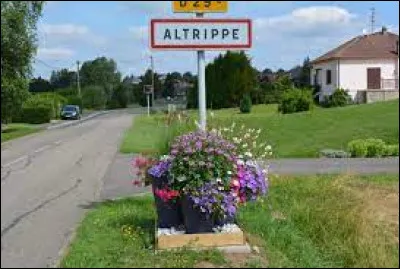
left=172, top=1, right=228, bottom=13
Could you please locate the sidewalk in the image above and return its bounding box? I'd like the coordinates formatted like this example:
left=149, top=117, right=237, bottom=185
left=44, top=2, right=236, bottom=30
left=100, top=154, right=399, bottom=200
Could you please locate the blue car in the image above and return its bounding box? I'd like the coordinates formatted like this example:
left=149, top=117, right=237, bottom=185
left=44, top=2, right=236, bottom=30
left=60, top=105, right=81, bottom=120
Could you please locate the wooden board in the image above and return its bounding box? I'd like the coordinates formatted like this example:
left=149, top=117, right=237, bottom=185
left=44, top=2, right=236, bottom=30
left=156, top=230, right=245, bottom=249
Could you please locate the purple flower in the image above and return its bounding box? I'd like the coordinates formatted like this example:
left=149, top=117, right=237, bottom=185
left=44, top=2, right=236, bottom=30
left=148, top=160, right=171, bottom=178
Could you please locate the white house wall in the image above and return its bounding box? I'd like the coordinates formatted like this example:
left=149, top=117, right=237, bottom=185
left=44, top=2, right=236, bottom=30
left=311, top=60, right=339, bottom=100
left=339, top=59, right=397, bottom=99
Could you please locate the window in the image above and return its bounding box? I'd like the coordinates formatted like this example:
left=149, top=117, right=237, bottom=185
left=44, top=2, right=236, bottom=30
left=326, top=70, right=332, bottom=85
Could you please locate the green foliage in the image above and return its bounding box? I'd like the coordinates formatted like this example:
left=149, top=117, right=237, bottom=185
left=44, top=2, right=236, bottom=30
left=278, top=88, right=313, bottom=114
left=1, top=1, right=45, bottom=123
left=240, top=94, right=252, bottom=113
left=348, top=138, right=387, bottom=157
left=21, top=93, right=67, bottom=120
left=20, top=103, right=52, bottom=124
left=50, top=68, right=76, bottom=89
left=29, top=76, right=52, bottom=92
left=106, top=84, right=128, bottom=109
left=201, top=51, right=257, bottom=109
left=1, top=77, right=30, bottom=123
left=383, top=144, right=399, bottom=156
left=82, top=85, right=106, bottom=109
left=322, top=88, right=352, bottom=108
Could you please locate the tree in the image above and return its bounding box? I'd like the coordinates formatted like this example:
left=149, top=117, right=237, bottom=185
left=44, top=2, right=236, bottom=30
left=50, top=68, right=76, bottom=89
left=79, top=57, right=121, bottom=102
left=163, top=72, right=182, bottom=98
left=199, top=51, right=257, bottom=109
left=298, top=57, right=311, bottom=87
left=1, top=1, right=45, bottom=123
left=29, top=76, right=52, bottom=92
left=182, top=71, right=195, bottom=83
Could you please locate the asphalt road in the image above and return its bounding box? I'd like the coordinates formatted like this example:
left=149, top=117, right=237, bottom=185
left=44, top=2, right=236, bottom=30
left=1, top=111, right=133, bottom=268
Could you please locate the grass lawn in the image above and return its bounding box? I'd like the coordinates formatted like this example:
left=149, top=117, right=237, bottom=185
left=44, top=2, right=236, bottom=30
left=1, top=123, right=42, bottom=143
left=61, top=174, right=399, bottom=268
left=120, top=100, right=399, bottom=158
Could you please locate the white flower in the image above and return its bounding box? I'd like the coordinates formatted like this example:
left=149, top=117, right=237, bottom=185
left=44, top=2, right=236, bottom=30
left=227, top=171, right=232, bottom=175
left=237, top=160, right=244, bottom=165
left=218, top=186, right=224, bottom=191
left=266, top=145, right=272, bottom=151
left=238, top=154, right=243, bottom=159
left=245, top=152, right=253, bottom=158
left=262, top=169, right=268, bottom=174
left=223, top=128, right=229, bottom=132
left=231, top=122, right=236, bottom=129
left=216, top=178, right=222, bottom=183
left=233, top=137, right=239, bottom=143
left=257, top=129, right=261, bottom=134
left=269, top=151, right=273, bottom=155
left=243, top=143, right=248, bottom=148
left=177, top=176, right=187, bottom=182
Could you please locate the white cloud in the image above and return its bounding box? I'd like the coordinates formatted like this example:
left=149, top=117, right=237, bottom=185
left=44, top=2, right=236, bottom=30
left=41, top=23, right=89, bottom=36
left=37, top=47, right=75, bottom=60
left=255, top=6, right=359, bottom=39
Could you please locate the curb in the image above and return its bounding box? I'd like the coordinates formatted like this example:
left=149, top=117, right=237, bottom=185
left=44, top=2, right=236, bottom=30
left=46, top=111, right=108, bottom=130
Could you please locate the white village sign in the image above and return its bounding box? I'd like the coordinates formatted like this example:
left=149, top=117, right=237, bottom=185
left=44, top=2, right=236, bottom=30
left=151, top=19, right=251, bottom=50
left=150, top=2, right=252, bottom=130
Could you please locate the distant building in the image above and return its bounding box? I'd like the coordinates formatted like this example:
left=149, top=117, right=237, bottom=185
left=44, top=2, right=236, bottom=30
left=310, top=27, right=399, bottom=103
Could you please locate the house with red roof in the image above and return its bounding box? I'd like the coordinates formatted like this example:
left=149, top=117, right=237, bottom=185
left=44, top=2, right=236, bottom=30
left=310, top=27, right=399, bottom=103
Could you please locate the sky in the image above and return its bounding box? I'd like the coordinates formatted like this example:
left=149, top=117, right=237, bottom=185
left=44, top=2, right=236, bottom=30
left=33, top=1, right=399, bottom=79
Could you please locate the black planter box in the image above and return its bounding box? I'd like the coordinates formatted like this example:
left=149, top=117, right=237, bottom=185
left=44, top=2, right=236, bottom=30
left=181, top=195, right=214, bottom=234
left=152, top=175, right=183, bottom=228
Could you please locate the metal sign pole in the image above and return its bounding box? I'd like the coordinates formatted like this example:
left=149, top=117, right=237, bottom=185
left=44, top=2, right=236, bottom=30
left=147, top=93, right=150, bottom=116
left=196, top=12, right=206, bottom=131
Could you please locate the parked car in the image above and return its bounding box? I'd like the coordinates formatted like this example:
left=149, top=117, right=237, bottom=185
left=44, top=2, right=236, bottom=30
left=60, top=105, right=81, bottom=120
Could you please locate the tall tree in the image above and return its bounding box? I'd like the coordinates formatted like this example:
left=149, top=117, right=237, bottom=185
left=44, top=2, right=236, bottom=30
left=79, top=57, right=121, bottom=101
left=50, top=68, right=76, bottom=89
left=29, top=76, right=52, bottom=92
left=1, top=1, right=45, bottom=123
left=202, top=51, right=257, bottom=109
left=298, top=56, right=311, bottom=87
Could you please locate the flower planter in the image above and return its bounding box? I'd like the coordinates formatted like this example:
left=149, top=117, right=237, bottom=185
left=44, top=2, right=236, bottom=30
left=181, top=195, right=214, bottom=234
left=214, top=215, right=236, bottom=226
left=152, top=175, right=183, bottom=228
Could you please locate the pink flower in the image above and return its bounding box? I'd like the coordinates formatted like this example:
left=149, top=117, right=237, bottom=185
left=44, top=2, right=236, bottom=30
left=132, top=179, right=141, bottom=186
left=231, top=179, right=240, bottom=188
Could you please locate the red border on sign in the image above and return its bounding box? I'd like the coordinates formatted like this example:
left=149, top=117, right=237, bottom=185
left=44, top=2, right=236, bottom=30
left=150, top=19, right=252, bottom=49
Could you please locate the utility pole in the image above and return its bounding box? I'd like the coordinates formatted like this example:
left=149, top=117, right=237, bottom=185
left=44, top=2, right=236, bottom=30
left=76, top=61, right=82, bottom=109
left=150, top=55, right=155, bottom=107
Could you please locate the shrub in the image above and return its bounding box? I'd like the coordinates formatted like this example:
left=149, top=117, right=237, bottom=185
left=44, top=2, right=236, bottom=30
left=348, top=138, right=388, bottom=157
left=278, top=88, right=313, bottom=114
left=383, top=144, right=399, bottom=156
left=347, top=139, right=368, bottom=157
left=364, top=138, right=386, bottom=157
left=21, top=105, right=52, bottom=124
left=322, top=88, right=351, bottom=108
left=21, top=93, right=67, bottom=120
left=240, top=94, right=252, bottom=113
